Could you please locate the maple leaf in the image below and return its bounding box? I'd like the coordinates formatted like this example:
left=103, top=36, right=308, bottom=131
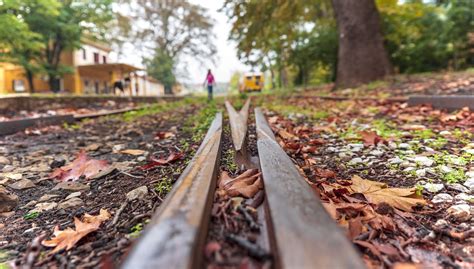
left=50, top=151, right=109, bottom=181
left=42, top=209, right=111, bottom=253
left=140, top=151, right=184, bottom=170
left=218, top=170, right=263, bottom=198
left=359, top=131, right=386, bottom=146
left=348, top=175, right=426, bottom=212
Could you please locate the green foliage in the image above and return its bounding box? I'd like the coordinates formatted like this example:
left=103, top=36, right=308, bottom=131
left=0, top=0, right=113, bottom=92
left=155, top=178, right=172, bottom=196
left=144, top=49, right=176, bottom=93
left=23, top=211, right=40, bottom=220
left=184, top=102, right=220, bottom=143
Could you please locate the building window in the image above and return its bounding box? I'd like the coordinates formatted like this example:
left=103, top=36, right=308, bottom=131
left=13, top=80, right=26, bottom=92
left=93, top=52, right=99, bottom=63
left=82, top=48, right=86, bottom=60
left=103, top=55, right=107, bottom=64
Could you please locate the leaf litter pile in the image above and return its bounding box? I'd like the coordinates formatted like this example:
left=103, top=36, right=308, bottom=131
left=205, top=119, right=272, bottom=269
left=0, top=103, right=203, bottom=268
left=264, top=96, right=473, bottom=268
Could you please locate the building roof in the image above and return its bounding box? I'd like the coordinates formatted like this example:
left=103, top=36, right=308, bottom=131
left=77, top=63, right=143, bottom=73
left=81, top=38, right=113, bottom=52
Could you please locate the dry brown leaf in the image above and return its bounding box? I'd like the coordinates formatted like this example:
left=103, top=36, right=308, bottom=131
left=83, top=209, right=111, bottom=223
left=42, top=209, right=111, bottom=253
left=219, top=170, right=262, bottom=198
left=359, top=131, right=385, bottom=146
left=50, top=151, right=109, bottom=181
left=42, top=218, right=101, bottom=253
left=277, top=129, right=298, bottom=141
left=349, top=175, right=426, bottom=212
left=120, top=149, right=146, bottom=156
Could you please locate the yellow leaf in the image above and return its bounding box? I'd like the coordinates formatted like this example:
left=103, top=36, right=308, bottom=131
left=120, top=149, right=146, bottom=156
left=349, top=175, right=426, bottom=212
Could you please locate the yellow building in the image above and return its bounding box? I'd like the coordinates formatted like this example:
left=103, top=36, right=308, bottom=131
left=0, top=39, right=164, bottom=96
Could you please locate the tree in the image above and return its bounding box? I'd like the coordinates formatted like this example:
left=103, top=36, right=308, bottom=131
left=122, top=0, right=216, bottom=93
left=331, top=0, right=392, bottom=88
left=0, top=0, right=59, bottom=93
left=144, top=49, right=176, bottom=93
left=0, top=0, right=113, bottom=93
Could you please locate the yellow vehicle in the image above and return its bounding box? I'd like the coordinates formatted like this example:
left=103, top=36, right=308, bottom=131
left=239, top=72, right=264, bottom=92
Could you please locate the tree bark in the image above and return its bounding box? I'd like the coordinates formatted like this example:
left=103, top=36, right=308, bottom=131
left=25, top=69, right=35, bottom=94
left=332, top=0, right=392, bottom=89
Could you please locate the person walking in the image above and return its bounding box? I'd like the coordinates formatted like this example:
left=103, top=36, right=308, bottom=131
left=204, top=69, right=215, bottom=101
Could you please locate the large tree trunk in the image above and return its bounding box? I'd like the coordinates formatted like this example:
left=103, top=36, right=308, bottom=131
left=332, top=0, right=392, bottom=89
left=25, top=70, right=35, bottom=94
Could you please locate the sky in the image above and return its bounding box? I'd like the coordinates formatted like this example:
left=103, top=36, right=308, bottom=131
left=186, top=0, right=249, bottom=84
left=113, top=0, right=249, bottom=84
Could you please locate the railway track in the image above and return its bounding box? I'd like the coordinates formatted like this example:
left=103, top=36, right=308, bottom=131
left=0, top=106, right=144, bottom=136
left=123, top=99, right=365, bottom=269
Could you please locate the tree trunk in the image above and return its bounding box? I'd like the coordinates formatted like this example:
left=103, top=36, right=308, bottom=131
left=332, top=0, right=392, bottom=89
left=25, top=70, right=35, bottom=94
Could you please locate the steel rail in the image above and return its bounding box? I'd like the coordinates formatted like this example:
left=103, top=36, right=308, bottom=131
left=0, top=107, right=144, bottom=136
left=255, top=107, right=365, bottom=269
left=122, top=113, right=223, bottom=269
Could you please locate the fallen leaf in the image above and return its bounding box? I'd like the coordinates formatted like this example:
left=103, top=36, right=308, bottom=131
left=42, top=210, right=110, bottom=253
left=277, top=129, right=298, bottom=141
left=349, top=175, right=426, bottom=212
left=219, top=170, right=262, bottom=198
left=50, top=151, right=109, bottom=181
left=155, top=131, right=175, bottom=140
left=120, top=149, right=146, bottom=156
left=359, top=131, right=385, bottom=146
left=42, top=218, right=100, bottom=253
left=140, top=151, right=184, bottom=170
left=83, top=209, right=111, bottom=223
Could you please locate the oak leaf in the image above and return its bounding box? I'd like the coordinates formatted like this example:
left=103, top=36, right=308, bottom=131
left=140, top=152, right=184, bottom=170
left=42, top=209, right=110, bottom=253
left=219, top=170, right=263, bottom=198
left=359, top=131, right=385, bottom=146
left=349, top=175, right=426, bottom=212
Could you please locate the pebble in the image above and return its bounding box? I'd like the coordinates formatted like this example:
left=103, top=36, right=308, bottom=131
left=0, top=186, right=18, bottom=212
left=53, top=182, right=90, bottom=192
left=369, top=150, right=384, bottom=156
left=423, top=183, right=444, bottom=193
left=403, top=167, right=415, bottom=172
left=8, top=179, right=35, bottom=190
left=415, top=169, right=426, bottom=177
left=137, top=156, right=146, bottom=162
left=21, top=200, right=37, bottom=208
left=398, top=143, right=411, bottom=149
left=65, top=192, right=81, bottom=200
left=400, top=161, right=414, bottom=168
left=439, top=130, right=452, bottom=136
left=50, top=158, right=66, bottom=169
left=447, top=183, right=469, bottom=193
left=389, top=157, right=403, bottom=164
left=113, top=144, right=126, bottom=152
left=2, top=165, right=15, bottom=172
left=439, top=165, right=453, bottom=174
left=424, top=146, right=435, bottom=153
left=349, top=157, right=364, bottom=165
left=432, top=193, right=453, bottom=204
left=454, top=193, right=473, bottom=203
left=58, top=197, right=84, bottom=209
left=413, top=156, right=434, bottom=167
left=126, top=186, right=148, bottom=201
left=38, top=194, right=60, bottom=202
left=463, top=178, right=474, bottom=193
left=30, top=202, right=57, bottom=213
left=326, top=147, right=338, bottom=153
left=433, top=219, right=448, bottom=229
left=446, top=204, right=471, bottom=221
left=0, top=156, right=10, bottom=165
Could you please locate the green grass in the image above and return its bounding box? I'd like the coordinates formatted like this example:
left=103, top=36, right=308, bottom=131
left=183, top=102, right=220, bottom=143
left=23, top=212, right=39, bottom=220
left=155, top=178, right=173, bottom=196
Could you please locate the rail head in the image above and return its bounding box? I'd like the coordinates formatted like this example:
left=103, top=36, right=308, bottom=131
left=255, top=107, right=365, bottom=269
left=122, top=112, right=223, bottom=269
left=225, top=99, right=250, bottom=152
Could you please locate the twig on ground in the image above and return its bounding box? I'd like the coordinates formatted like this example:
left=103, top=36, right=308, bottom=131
left=109, top=201, right=128, bottom=228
